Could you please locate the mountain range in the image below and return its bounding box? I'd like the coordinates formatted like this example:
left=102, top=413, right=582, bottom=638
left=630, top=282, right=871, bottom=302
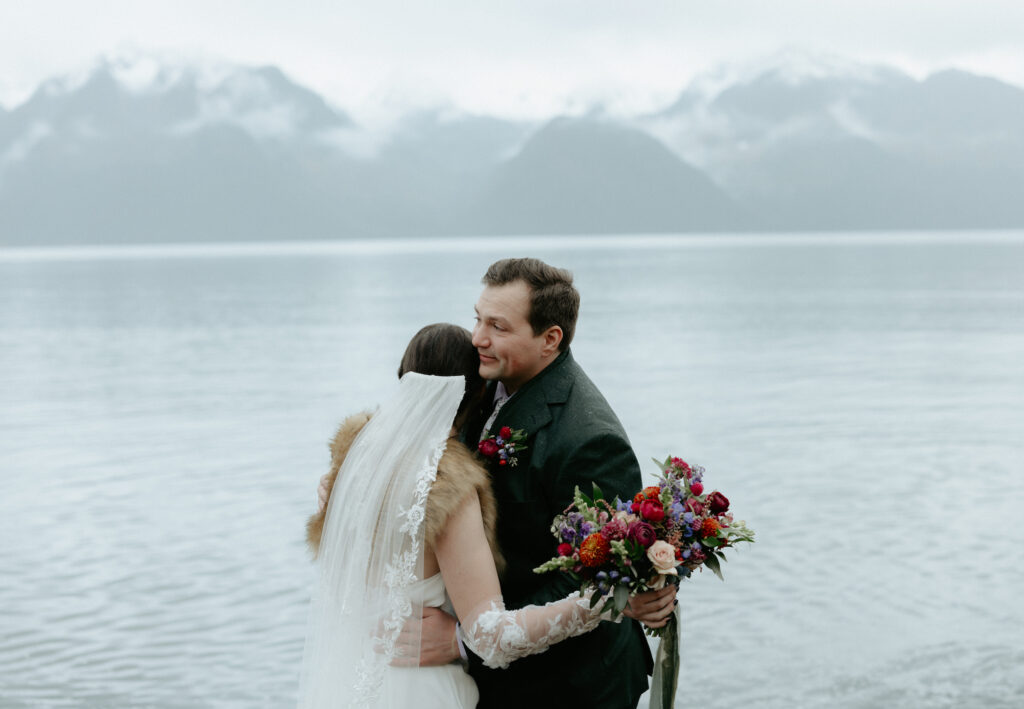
left=1, top=54, right=1022, bottom=245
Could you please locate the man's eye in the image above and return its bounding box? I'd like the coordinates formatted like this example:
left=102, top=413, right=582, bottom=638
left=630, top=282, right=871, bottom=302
left=493, top=324, right=505, bottom=332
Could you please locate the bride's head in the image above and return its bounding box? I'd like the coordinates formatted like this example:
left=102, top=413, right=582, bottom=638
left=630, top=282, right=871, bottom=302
left=398, top=323, right=486, bottom=430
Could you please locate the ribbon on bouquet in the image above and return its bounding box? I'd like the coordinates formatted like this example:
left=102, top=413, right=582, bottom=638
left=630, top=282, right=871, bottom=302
left=648, top=604, right=680, bottom=709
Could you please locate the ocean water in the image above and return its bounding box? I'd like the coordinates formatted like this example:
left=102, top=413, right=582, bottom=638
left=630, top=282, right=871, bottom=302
left=1, top=232, right=1023, bottom=708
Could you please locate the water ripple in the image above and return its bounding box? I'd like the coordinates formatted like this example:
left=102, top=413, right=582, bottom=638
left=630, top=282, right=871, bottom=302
left=3, top=236, right=1023, bottom=707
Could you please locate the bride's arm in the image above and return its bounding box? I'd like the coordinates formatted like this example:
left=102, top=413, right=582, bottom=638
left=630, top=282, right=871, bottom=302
left=435, top=493, right=608, bottom=670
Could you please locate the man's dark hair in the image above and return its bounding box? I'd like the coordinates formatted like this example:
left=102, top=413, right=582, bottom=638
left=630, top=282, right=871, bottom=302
left=398, top=323, right=485, bottom=428
left=482, top=258, right=580, bottom=351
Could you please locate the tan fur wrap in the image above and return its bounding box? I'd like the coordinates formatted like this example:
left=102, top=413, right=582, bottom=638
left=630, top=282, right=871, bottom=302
left=305, top=412, right=505, bottom=575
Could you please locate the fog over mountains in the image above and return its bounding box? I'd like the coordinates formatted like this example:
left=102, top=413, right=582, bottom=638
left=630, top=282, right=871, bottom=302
left=2, top=54, right=1023, bottom=245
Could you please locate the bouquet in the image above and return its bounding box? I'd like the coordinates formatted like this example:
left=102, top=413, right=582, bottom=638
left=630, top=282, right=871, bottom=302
left=534, top=456, right=755, bottom=709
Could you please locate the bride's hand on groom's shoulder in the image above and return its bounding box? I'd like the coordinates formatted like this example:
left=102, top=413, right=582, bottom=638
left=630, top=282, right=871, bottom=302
left=316, top=474, right=330, bottom=514
left=622, top=585, right=677, bottom=629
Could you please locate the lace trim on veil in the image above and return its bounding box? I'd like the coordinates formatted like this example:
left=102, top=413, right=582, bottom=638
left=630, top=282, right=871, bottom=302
left=351, top=435, right=448, bottom=704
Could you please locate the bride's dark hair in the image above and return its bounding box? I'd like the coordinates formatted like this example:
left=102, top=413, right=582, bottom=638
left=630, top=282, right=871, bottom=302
left=398, top=323, right=485, bottom=430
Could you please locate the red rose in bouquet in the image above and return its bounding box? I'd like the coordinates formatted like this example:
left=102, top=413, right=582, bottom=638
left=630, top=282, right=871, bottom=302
left=708, top=491, right=730, bottom=515
left=627, top=520, right=657, bottom=548
left=639, top=499, right=665, bottom=523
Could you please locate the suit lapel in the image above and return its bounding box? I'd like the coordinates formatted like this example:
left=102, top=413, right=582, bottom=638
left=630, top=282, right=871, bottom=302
left=490, top=349, right=575, bottom=437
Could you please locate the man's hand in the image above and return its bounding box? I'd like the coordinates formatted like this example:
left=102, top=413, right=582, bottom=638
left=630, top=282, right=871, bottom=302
left=622, top=584, right=677, bottom=628
left=316, top=474, right=330, bottom=514
left=391, top=606, right=460, bottom=667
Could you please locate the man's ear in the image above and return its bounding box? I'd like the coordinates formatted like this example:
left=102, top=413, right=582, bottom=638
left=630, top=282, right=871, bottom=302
left=541, top=326, right=563, bottom=356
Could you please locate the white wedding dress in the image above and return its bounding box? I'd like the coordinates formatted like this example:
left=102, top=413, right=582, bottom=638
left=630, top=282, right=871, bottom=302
left=376, top=574, right=478, bottom=708
left=298, top=373, right=608, bottom=709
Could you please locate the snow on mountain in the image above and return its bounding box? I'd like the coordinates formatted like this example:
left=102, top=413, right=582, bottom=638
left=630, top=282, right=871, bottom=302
left=635, top=51, right=1024, bottom=229
left=1, top=51, right=352, bottom=166
left=2, top=50, right=1023, bottom=245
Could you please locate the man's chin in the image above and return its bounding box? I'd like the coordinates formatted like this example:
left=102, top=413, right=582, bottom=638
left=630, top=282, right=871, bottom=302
left=478, top=363, right=500, bottom=380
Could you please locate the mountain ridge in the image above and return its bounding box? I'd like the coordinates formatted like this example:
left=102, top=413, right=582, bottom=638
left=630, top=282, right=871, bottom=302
left=2, top=53, right=1022, bottom=245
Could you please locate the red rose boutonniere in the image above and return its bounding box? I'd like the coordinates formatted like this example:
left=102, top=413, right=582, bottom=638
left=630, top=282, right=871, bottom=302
left=478, top=425, right=528, bottom=467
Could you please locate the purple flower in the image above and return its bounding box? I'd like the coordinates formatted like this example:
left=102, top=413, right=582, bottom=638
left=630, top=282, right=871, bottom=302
left=616, top=499, right=633, bottom=513
left=580, top=522, right=594, bottom=536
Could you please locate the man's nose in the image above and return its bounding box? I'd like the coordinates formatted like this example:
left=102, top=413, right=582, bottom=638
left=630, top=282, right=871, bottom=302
left=471, top=326, right=486, bottom=348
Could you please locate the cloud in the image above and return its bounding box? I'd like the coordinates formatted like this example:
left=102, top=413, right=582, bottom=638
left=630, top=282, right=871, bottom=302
left=0, top=122, right=52, bottom=173
left=1, top=0, right=1023, bottom=116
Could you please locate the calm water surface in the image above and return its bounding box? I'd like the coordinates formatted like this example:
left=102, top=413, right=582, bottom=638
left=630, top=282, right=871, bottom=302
left=2, top=233, right=1023, bottom=708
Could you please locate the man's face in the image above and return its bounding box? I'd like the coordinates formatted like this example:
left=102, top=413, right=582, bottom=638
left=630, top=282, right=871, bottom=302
left=472, top=281, right=557, bottom=393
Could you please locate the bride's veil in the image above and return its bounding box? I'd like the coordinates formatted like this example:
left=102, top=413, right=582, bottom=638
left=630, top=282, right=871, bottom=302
left=297, top=372, right=465, bottom=708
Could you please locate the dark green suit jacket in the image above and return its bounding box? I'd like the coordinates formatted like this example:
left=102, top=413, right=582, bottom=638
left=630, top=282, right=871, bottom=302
left=465, top=349, right=652, bottom=708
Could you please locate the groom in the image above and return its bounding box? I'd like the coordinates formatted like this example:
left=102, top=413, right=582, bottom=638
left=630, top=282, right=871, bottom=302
left=425, top=258, right=674, bottom=707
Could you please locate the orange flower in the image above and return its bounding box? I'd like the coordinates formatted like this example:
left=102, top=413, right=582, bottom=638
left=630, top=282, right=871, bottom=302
left=700, top=518, right=720, bottom=538
left=579, top=532, right=612, bottom=567
left=643, top=486, right=661, bottom=500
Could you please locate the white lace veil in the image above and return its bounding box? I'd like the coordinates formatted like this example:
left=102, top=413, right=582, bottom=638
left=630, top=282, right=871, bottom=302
left=297, top=372, right=465, bottom=709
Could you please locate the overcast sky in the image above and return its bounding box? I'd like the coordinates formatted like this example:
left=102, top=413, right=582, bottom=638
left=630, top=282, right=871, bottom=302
left=3, top=0, right=1023, bottom=119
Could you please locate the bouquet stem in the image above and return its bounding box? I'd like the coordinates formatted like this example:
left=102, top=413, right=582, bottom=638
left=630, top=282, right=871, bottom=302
left=648, top=605, right=679, bottom=709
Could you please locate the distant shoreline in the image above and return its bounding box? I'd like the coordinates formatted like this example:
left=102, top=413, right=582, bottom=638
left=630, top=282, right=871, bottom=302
left=3, top=230, right=1024, bottom=263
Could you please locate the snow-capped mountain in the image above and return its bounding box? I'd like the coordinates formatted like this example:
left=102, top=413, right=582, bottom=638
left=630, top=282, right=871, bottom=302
left=2, top=51, right=1022, bottom=245
left=1, top=53, right=351, bottom=145
left=639, top=53, right=1024, bottom=229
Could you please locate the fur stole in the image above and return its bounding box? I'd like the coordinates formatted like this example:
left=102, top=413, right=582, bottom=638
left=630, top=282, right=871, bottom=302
left=305, top=412, right=505, bottom=574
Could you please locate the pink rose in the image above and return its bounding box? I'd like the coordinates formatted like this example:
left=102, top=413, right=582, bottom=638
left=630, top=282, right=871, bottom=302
left=647, top=540, right=679, bottom=575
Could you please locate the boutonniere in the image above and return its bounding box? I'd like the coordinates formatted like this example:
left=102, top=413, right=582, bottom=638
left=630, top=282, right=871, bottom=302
left=478, top=426, right=528, bottom=467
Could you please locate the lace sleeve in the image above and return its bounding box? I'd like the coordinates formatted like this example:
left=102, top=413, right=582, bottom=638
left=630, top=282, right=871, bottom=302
left=461, top=592, right=613, bottom=670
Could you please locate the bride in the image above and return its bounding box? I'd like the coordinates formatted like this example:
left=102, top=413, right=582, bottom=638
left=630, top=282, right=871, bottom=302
left=298, top=323, right=617, bottom=708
